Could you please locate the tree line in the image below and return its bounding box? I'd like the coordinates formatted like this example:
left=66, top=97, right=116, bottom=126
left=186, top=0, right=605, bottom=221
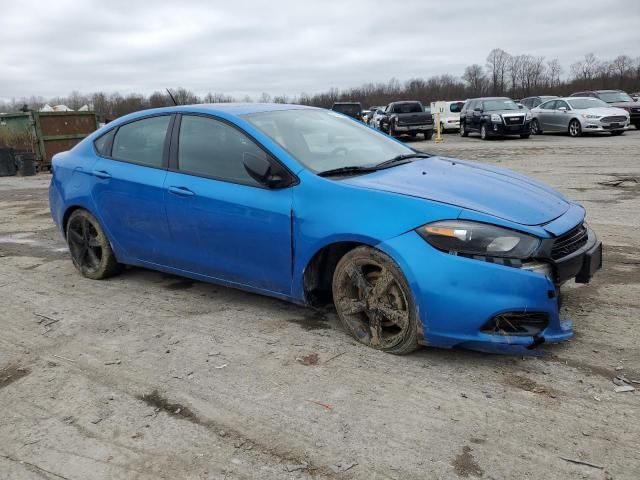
left=1, top=50, right=638, bottom=120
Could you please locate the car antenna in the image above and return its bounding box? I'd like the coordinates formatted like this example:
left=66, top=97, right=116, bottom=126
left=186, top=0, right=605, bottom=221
left=166, top=88, right=179, bottom=106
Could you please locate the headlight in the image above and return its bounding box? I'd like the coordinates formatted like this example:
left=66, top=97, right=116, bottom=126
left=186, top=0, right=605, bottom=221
left=490, top=114, right=502, bottom=122
left=416, top=221, right=540, bottom=259
left=582, top=114, right=600, bottom=119
left=525, top=112, right=532, bottom=120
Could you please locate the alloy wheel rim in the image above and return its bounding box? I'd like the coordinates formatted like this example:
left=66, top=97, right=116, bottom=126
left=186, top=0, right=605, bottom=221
left=570, top=121, right=579, bottom=136
left=68, top=217, right=102, bottom=272
left=531, top=120, right=539, bottom=134
left=336, top=260, right=410, bottom=349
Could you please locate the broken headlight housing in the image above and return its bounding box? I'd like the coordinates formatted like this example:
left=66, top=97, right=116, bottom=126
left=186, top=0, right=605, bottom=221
left=416, top=221, right=540, bottom=259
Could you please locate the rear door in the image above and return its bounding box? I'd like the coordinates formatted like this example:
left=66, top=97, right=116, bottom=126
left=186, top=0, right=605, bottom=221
left=163, top=114, right=294, bottom=294
left=91, top=114, right=174, bottom=264
left=537, top=100, right=557, bottom=130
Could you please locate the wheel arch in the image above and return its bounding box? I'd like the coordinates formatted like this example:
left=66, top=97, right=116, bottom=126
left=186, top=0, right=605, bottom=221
left=62, top=205, right=90, bottom=237
left=302, top=240, right=377, bottom=307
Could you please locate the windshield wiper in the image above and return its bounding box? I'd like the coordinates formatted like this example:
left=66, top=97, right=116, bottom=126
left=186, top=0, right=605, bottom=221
left=374, top=152, right=430, bottom=169
left=318, top=153, right=430, bottom=177
left=317, top=165, right=379, bottom=177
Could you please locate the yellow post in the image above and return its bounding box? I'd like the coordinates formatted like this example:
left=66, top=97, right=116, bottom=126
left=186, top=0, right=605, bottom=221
left=434, top=111, right=444, bottom=143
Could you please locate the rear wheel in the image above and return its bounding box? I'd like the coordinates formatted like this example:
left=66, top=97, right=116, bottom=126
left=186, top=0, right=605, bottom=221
left=424, top=129, right=433, bottom=140
left=66, top=209, right=122, bottom=280
left=332, top=246, right=419, bottom=355
left=460, top=122, right=468, bottom=137
left=568, top=119, right=582, bottom=137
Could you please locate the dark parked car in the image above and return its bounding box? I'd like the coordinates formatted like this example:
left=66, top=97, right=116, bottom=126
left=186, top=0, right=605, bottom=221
left=460, top=97, right=532, bottom=140
left=570, top=90, right=640, bottom=129
left=377, top=101, right=433, bottom=140
left=331, top=102, right=363, bottom=121
left=520, top=95, right=558, bottom=109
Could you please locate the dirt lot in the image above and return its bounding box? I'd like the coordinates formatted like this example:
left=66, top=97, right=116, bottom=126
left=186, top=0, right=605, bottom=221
left=1, top=130, right=639, bottom=480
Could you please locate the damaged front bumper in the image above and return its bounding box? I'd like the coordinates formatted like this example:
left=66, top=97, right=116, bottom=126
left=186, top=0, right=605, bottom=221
left=379, top=226, right=601, bottom=354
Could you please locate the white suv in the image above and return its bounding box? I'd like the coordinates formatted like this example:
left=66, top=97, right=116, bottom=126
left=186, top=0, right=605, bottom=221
left=430, top=100, right=465, bottom=132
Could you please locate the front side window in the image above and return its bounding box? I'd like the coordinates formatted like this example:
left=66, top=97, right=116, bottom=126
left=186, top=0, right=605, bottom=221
left=540, top=100, right=557, bottom=110
left=245, top=109, right=414, bottom=173
left=178, top=115, right=267, bottom=185
left=112, top=116, right=170, bottom=168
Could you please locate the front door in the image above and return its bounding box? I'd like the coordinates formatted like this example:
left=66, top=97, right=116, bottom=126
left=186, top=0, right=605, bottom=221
left=164, top=114, right=293, bottom=295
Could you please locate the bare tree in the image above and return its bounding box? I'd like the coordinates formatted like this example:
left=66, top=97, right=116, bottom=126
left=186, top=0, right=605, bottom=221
left=462, top=64, right=487, bottom=96
left=486, top=48, right=510, bottom=95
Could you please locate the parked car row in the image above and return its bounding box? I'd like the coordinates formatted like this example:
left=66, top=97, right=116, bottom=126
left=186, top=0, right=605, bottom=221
left=331, top=87, right=639, bottom=142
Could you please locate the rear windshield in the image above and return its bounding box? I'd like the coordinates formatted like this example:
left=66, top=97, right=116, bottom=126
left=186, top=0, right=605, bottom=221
left=332, top=104, right=362, bottom=115
left=598, top=91, right=634, bottom=103
left=394, top=102, right=423, bottom=113
left=567, top=98, right=608, bottom=109
left=449, top=102, right=465, bottom=113
left=483, top=99, right=519, bottom=111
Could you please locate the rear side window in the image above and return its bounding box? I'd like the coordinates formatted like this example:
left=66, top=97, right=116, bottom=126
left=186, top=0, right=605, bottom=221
left=178, top=115, right=267, bottom=186
left=94, top=129, right=115, bottom=156
left=112, top=115, right=171, bottom=168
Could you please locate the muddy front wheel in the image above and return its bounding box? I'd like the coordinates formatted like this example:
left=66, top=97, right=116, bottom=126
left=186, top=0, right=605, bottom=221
left=332, top=246, right=419, bottom=354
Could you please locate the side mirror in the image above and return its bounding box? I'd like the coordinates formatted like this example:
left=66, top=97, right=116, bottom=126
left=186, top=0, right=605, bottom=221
left=243, top=152, right=288, bottom=188
left=474, top=107, right=482, bottom=112
left=558, top=106, right=568, bottom=112
left=518, top=104, right=524, bottom=109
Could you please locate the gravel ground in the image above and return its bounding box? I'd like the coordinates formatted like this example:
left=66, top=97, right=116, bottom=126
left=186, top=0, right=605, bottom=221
left=1, top=129, right=639, bottom=480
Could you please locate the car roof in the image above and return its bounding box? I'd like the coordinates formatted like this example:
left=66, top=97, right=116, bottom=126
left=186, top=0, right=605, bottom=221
left=468, top=97, right=512, bottom=101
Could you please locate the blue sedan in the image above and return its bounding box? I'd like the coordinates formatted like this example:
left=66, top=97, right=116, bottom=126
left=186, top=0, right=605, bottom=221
left=49, top=104, right=602, bottom=354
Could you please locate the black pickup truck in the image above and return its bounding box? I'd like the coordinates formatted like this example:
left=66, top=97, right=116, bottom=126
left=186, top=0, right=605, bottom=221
left=378, top=101, right=433, bottom=140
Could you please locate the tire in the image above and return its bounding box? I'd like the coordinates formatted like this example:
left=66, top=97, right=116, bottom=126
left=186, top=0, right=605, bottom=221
left=460, top=121, right=468, bottom=137
left=520, top=134, right=530, bottom=139
left=480, top=123, right=489, bottom=140
left=634, top=122, right=640, bottom=130
left=408, top=132, right=417, bottom=138
left=388, top=122, right=396, bottom=137
left=610, top=130, right=624, bottom=136
left=568, top=119, right=582, bottom=137
left=424, top=129, right=433, bottom=140
left=531, top=119, right=542, bottom=135
left=440, top=122, right=446, bottom=134
left=66, top=209, right=122, bottom=280
left=332, top=246, right=419, bottom=355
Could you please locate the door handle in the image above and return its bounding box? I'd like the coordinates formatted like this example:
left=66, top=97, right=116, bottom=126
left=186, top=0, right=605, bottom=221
left=168, top=186, right=195, bottom=197
left=92, top=170, right=112, bottom=179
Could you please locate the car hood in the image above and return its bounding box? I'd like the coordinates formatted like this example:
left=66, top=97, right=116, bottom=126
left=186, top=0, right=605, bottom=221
left=608, top=101, right=640, bottom=108
left=342, top=157, right=570, bottom=226
left=579, top=106, right=629, bottom=116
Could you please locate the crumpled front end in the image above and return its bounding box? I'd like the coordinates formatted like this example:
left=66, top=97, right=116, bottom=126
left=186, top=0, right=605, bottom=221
left=378, top=230, right=577, bottom=354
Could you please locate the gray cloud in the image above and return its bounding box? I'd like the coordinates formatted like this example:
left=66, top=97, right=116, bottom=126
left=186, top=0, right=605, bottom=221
left=1, top=0, right=639, bottom=101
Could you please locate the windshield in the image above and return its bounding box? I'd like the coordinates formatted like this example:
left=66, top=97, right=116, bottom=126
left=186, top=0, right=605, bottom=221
left=449, top=102, right=465, bottom=113
left=332, top=104, right=361, bottom=116
left=483, top=99, right=519, bottom=111
left=567, top=98, right=609, bottom=109
left=598, top=91, right=634, bottom=103
left=244, top=109, right=414, bottom=173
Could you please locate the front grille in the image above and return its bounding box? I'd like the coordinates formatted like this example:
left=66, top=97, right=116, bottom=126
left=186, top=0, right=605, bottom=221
left=551, top=223, right=588, bottom=260
left=481, top=312, right=549, bottom=336
left=600, top=115, right=627, bottom=123
left=503, top=115, right=524, bottom=125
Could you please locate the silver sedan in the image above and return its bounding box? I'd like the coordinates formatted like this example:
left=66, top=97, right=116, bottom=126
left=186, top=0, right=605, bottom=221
left=530, top=97, right=630, bottom=137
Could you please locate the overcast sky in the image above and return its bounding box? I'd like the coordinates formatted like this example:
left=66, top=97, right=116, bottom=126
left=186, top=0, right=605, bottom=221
left=1, top=0, right=639, bottom=101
